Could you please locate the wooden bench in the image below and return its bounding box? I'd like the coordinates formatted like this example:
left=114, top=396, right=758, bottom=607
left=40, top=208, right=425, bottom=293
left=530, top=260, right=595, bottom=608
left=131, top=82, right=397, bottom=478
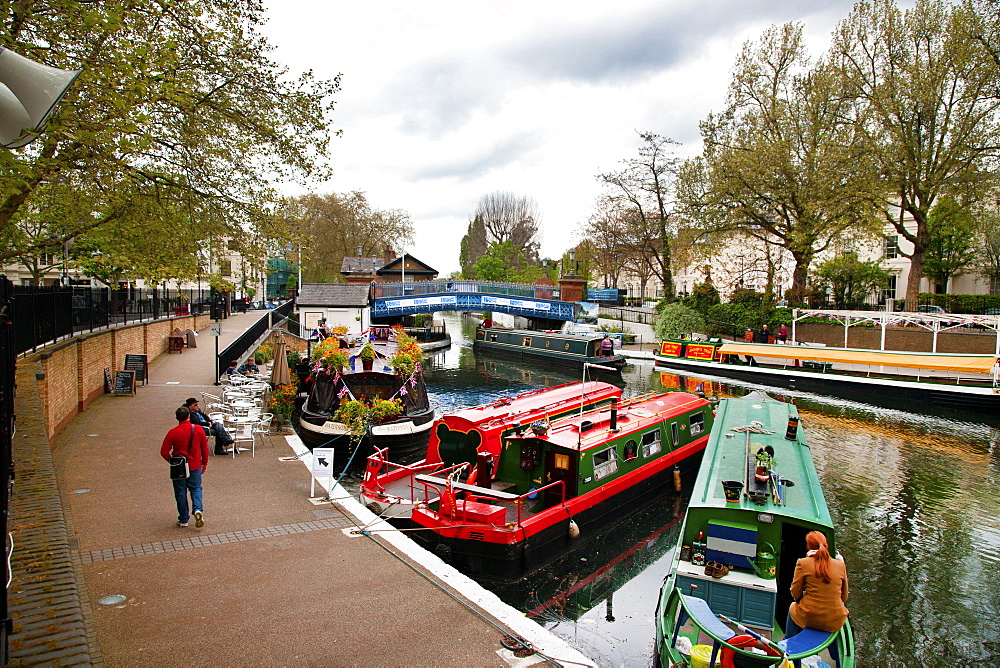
left=414, top=474, right=520, bottom=500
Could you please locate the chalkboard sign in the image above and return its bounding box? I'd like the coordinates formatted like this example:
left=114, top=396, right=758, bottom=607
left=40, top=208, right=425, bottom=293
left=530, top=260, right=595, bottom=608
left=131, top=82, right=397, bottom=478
left=124, top=354, right=148, bottom=384
left=112, top=370, right=135, bottom=396
left=104, top=367, right=113, bottom=393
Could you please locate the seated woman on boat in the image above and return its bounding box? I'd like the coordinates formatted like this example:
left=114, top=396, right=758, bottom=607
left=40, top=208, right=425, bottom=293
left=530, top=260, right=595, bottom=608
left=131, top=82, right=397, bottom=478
left=786, top=531, right=849, bottom=655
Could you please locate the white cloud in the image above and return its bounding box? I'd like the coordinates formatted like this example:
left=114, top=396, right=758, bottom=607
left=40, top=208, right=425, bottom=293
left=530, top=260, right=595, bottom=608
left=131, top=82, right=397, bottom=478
left=260, top=0, right=907, bottom=276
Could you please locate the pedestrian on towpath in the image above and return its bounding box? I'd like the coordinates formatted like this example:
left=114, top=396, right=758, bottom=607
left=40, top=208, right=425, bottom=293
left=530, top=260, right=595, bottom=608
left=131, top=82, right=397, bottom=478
left=161, top=406, right=209, bottom=528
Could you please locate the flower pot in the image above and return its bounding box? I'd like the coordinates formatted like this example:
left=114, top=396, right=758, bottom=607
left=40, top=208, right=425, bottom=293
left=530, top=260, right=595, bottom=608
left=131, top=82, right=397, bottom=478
left=362, top=358, right=374, bottom=371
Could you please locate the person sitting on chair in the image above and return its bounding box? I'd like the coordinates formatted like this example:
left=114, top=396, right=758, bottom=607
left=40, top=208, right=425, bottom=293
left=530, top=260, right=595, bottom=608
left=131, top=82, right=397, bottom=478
left=225, top=360, right=239, bottom=376
left=238, top=359, right=259, bottom=375
left=786, top=530, right=849, bottom=661
left=184, top=398, right=234, bottom=455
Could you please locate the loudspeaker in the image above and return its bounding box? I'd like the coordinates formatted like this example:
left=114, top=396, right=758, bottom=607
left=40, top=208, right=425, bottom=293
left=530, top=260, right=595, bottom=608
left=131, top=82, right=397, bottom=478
left=0, top=47, right=80, bottom=149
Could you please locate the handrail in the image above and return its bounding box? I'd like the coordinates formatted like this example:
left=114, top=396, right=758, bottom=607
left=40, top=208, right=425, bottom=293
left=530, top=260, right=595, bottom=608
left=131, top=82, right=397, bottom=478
left=415, top=477, right=566, bottom=528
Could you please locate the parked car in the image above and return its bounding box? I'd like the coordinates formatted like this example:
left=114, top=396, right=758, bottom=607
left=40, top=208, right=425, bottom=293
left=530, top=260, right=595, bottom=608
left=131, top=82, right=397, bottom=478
left=984, top=308, right=1000, bottom=315
left=917, top=304, right=946, bottom=314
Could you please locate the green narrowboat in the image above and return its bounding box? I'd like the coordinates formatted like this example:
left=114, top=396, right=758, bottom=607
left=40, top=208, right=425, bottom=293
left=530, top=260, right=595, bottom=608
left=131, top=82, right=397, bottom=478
left=654, top=391, right=855, bottom=668
left=474, top=327, right=626, bottom=371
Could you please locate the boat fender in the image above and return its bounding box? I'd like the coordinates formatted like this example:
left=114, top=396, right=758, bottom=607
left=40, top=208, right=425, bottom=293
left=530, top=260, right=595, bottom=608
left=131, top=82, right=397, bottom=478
left=433, top=543, right=452, bottom=562
left=673, top=465, right=682, bottom=492
left=365, top=501, right=383, bottom=516
left=568, top=518, right=580, bottom=539
left=526, top=487, right=539, bottom=500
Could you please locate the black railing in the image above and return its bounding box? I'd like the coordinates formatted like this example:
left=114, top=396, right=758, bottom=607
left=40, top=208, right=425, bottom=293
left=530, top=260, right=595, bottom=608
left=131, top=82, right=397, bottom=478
left=10, top=284, right=220, bottom=355
left=216, top=301, right=296, bottom=381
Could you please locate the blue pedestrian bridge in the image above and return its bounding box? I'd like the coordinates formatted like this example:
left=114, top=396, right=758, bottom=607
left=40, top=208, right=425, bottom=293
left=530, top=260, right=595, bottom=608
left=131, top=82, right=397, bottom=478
left=371, top=280, right=576, bottom=321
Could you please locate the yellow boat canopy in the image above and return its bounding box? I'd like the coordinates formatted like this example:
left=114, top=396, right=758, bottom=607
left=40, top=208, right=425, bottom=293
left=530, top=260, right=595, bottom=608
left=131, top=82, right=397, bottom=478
left=717, top=343, right=998, bottom=374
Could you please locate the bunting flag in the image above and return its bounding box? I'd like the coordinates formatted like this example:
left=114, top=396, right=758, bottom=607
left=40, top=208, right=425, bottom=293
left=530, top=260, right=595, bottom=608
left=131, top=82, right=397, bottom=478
left=414, top=362, right=422, bottom=373
left=337, top=385, right=349, bottom=398
left=409, top=375, right=418, bottom=387
left=399, top=385, right=408, bottom=396
left=332, top=371, right=340, bottom=383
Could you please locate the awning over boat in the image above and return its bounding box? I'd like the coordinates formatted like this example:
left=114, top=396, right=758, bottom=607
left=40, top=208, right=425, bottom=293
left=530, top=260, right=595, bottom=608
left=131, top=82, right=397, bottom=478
left=717, top=343, right=998, bottom=373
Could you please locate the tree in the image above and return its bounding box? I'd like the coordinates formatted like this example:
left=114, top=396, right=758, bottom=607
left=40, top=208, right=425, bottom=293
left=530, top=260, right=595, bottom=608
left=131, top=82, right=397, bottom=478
left=830, top=0, right=1000, bottom=307
left=974, top=204, right=1000, bottom=292
left=813, top=253, right=892, bottom=309
left=922, top=197, right=979, bottom=292
left=458, top=192, right=541, bottom=276
left=678, top=23, right=876, bottom=305
left=283, top=192, right=414, bottom=283
left=470, top=241, right=539, bottom=282
left=0, top=0, right=339, bottom=266
left=597, top=132, right=679, bottom=299
left=654, top=302, right=705, bottom=340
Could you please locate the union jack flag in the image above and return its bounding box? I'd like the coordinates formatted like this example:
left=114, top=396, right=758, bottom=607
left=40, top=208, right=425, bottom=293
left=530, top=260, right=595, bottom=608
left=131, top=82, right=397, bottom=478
left=337, top=385, right=349, bottom=398
left=414, top=362, right=422, bottom=373
left=409, top=376, right=418, bottom=387
left=332, top=372, right=340, bottom=383
left=399, top=386, right=408, bottom=396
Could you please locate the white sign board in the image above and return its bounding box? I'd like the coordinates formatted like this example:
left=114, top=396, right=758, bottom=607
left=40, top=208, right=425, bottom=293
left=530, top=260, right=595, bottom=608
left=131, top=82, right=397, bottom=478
left=311, top=448, right=335, bottom=479
left=209, top=322, right=222, bottom=337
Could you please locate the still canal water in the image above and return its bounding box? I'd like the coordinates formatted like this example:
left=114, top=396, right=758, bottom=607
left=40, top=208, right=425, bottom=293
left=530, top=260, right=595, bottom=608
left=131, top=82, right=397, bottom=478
left=398, top=314, right=1000, bottom=667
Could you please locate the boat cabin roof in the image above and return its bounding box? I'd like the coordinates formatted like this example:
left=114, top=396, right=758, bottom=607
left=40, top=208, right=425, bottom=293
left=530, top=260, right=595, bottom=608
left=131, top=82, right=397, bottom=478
left=443, top=381, right=620, bottom=429
left=691, top=391, right=833, bottom=527
left=719, top=342, right=997, bottom=374
left=510, top=392, right=709, bottom=453
left=480, top=327, right=609, bottom=343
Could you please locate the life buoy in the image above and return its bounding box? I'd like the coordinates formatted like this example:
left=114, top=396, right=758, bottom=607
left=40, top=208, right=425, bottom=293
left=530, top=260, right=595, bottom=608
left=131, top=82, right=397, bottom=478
left=720, top=635, right=780, bottom=668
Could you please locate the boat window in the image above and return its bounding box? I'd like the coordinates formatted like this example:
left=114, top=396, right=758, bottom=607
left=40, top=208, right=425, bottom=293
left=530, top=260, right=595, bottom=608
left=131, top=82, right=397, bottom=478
left=623, top=440, right=638, bottom=460
left=564, top=343, right=571, bottom=350
left=641, top=430, right=661, bottom=457
left=553, top=453, right=570, bottom=470
left=670, top=422, right=679, bottom=447
left=593, top=447, right=618, bottom=480
left=522, top=336, right=532, bottom=347
left=690, top=411, right=705, bottom=436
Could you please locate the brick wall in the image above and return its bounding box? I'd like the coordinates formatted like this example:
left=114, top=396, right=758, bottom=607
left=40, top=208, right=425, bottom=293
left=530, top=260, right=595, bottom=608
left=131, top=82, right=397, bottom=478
left=23, top=315, right=209, bottom=440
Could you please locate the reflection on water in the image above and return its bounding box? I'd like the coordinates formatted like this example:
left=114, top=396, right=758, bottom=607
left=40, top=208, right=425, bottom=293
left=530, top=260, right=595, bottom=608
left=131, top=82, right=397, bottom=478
left=392, top=314, right=1000, bottom=667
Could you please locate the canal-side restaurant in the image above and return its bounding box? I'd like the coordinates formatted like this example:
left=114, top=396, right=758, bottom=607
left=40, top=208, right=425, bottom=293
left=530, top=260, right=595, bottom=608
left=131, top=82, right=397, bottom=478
left=7, top=311, right=595, bottom=666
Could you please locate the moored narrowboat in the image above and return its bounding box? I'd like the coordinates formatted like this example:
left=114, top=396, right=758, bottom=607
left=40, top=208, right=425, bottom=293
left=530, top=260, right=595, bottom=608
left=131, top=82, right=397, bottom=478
left=409, top=391, right=714, bottom=579
left=654, top=391, right=855, bottom=667
left=474, top=327, right=626, bottom=371
left=361, top=381, right=622, bottom=518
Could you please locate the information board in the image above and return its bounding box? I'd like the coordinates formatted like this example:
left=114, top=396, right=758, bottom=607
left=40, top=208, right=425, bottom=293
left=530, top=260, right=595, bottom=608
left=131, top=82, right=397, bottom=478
left=124, top=354, right=148, bottom=383
left=104, top=367, right=113, bottom=393
left=112, top=370, right=135, bottom=396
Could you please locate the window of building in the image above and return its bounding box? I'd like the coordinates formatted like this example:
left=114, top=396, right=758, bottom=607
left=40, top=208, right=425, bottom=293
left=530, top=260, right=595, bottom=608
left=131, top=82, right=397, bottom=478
left=219, top=260, right=232, bottom=276
left=592, top=447, right=618, bottom=480
left=641, top=430, right=661, bottom=457
left=883, top=275, right=898, bottom=303
left=227, top=239, right=239, bottom=251
left=883, top=235, right=898, bottom=259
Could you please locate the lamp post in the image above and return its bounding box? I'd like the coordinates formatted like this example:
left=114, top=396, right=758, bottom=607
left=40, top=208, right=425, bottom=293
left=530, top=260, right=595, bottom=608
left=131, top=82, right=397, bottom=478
left=568, top=248, right=576, bottom=275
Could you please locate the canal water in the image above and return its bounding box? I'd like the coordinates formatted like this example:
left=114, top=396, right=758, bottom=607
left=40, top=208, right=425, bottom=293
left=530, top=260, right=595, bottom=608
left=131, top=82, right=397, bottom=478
left=385, top=314, right=1000, bottom=667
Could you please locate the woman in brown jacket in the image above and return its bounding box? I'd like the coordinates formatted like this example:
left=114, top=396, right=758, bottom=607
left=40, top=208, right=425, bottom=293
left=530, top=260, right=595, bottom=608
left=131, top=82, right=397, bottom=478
left=786, top=531, right=849, bottom=640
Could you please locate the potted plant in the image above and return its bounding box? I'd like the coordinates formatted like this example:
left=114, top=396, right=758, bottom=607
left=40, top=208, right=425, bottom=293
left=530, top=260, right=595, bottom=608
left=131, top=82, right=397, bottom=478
left=267, top=384, right=297, bottom=427
left=359, top=343, right=376, bottom=371
left=369, top=397, right=402, bottom=423
left=334, top=399, right=370, bottom=436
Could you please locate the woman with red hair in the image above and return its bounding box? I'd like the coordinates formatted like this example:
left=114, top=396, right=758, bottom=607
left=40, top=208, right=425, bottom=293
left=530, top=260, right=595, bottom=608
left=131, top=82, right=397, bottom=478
left=787, top=530, right=850, bottom=641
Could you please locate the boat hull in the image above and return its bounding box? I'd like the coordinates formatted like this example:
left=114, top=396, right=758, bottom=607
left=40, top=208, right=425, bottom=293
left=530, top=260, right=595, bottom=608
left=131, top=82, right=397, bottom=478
left=653, top=353, right=1000, bottom=421
left=474, top=327, right=626, bottom=371
left=298, top=410, right=434, bottom=459
left=410, top=443, right=705, bottom=580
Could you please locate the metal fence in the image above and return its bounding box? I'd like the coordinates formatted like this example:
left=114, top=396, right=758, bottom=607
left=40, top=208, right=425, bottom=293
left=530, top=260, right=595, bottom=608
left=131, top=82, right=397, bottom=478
left=10, top=284, right=229, bottom=355
left=598, top=305, right=657, bottom=325
left=216, top=301, right=296, bottom=382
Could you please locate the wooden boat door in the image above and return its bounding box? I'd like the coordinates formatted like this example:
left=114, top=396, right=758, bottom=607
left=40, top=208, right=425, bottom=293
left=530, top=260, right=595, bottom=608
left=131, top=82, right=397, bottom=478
left=543, top=449, right=578, bottom=507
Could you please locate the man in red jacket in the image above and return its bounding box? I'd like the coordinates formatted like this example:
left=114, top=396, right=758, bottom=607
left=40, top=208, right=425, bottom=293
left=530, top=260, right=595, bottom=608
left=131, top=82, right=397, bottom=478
left=161, top=406, right=209, bottom=528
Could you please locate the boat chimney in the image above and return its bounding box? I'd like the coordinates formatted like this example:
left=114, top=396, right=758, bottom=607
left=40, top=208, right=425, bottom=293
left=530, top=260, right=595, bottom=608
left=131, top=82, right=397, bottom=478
left=475, top=452, right=494, bottom=488
left=785, top=415, right=799, bottom=440
left=610, top=399, right=618, bottom=432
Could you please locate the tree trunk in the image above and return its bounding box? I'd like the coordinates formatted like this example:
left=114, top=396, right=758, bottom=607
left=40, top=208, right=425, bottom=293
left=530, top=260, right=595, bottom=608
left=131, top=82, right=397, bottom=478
left=904, top=243, right=926, bottom=310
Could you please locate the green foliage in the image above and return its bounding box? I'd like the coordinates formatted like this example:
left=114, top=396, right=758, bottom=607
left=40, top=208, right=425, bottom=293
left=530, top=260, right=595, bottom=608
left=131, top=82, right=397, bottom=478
left=918, top=293, right=1000, bottom=313
left=254, top=343, right=273, bottom=364
left=333, top=398, right=402, bottom=436
left=654, top=303, right=706, bottom=340
left=684, top=282, right=721, bottom=312
left=595, top=323, right=636, bottom=344
left=0, top=1, right=340, bottom=270
left=813, top=254, right=891, bottom=309
left=470, top=241, right=538, bottom=282
left=922, top=197, right=978, bottom=292
left=358, top=343, right=376, bottom=361
left=267, top=384, right=297, bottom=421
left=286, top=351, right=302, bottom=369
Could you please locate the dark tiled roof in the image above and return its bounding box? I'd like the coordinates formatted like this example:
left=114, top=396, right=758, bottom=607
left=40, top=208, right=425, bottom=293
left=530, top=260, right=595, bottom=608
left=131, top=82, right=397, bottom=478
left=297, top=283, right=371, bottom=307
left=340, top=256, right=391, bottom=273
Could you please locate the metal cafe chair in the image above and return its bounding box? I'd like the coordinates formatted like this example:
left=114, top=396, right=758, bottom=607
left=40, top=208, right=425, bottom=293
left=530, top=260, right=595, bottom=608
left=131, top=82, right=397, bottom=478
left=224, top=416, right=256, bottom=457
left=253, top=413, right=275, bottom=448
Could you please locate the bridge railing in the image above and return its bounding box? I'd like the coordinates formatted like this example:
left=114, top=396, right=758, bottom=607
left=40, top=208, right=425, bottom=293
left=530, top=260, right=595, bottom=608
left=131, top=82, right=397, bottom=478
left=372, top=280, right=561, bottom=301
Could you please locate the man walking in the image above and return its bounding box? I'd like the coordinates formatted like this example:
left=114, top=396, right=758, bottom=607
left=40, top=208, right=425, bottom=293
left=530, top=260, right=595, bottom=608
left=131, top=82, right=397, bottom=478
left=161, top=406, right=209, bottom=528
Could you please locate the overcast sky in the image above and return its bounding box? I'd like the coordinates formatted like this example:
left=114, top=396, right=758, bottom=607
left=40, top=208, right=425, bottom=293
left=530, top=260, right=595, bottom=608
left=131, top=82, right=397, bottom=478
left=260, top=1, right=902, bottom=276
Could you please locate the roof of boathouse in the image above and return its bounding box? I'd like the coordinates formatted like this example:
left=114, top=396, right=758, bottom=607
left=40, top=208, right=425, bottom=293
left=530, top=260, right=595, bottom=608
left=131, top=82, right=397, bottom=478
left=297, top=283, right=371, bottom=307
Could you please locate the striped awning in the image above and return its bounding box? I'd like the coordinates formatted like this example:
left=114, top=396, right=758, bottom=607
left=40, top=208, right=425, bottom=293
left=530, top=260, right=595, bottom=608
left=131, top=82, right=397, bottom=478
left=717, top=343, right=998, bottom=374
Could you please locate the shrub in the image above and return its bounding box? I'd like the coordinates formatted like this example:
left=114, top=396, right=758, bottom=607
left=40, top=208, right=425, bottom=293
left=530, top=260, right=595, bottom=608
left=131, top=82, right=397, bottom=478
left=268, top=384, right=297, bottom=421
left=655, top=303, right=705, bottom=340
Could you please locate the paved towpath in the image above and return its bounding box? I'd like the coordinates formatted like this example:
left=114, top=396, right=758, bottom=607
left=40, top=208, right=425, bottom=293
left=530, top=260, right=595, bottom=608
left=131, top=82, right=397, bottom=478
left=9, top=312, right=593, bottom=666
